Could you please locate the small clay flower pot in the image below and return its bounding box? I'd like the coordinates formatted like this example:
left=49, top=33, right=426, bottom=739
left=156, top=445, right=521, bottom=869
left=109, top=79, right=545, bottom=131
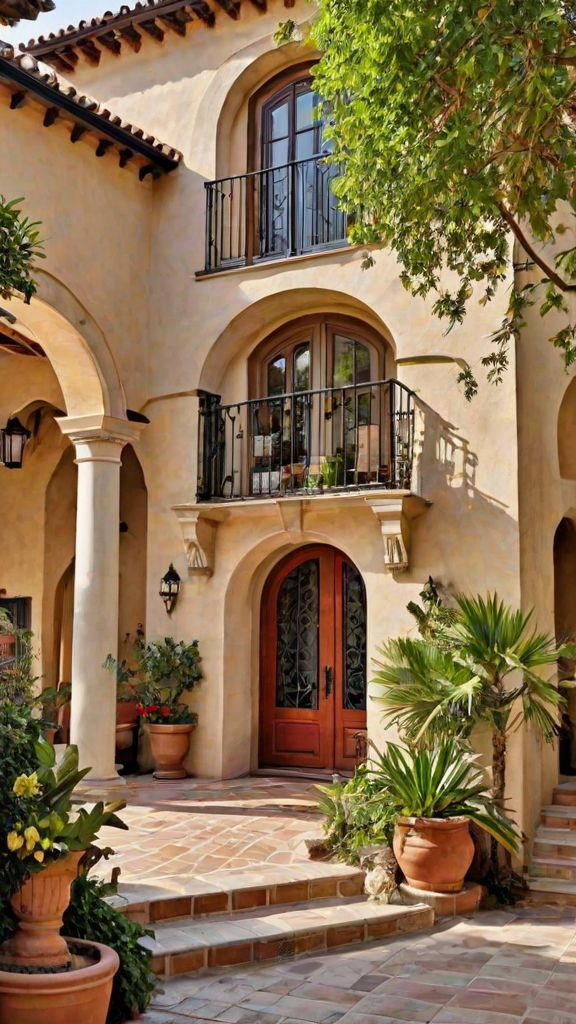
left=117, top=700, right=139, bottom=727
left=147, top=722, right=195, bottom=779
left=0, top=851, right=84, bottom=970
left=0, top=937, right=119, bottom=1024
left=393, top=816, right=474, bottom=893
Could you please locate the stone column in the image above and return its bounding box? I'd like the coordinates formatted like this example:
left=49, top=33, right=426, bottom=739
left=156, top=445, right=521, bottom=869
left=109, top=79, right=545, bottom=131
left=59, top=416, right=142, bottom=780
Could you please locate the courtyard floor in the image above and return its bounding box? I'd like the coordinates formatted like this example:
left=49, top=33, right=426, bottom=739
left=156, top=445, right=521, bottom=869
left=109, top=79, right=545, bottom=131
left=94, top=775, right=323, bottom=889
left=142, top=903, right=576, bottom=1024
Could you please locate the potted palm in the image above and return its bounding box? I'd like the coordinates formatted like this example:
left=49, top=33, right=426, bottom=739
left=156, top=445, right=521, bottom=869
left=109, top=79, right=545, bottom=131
left=133, top=637, right=202, bottom=779
left=374, top=590, right=573, bottom=887
left=0, top=737, right=128, bottom=1023
left=372, top=739, right=520, bottom=892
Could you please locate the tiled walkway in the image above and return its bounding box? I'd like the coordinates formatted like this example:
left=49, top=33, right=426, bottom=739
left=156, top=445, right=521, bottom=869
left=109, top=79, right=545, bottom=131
left=94, top=776, right=323, bottom=888
left=141, top=903, right=576, bottom=1024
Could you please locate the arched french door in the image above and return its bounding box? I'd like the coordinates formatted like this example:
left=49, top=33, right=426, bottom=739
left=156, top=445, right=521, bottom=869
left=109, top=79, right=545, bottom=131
left=259, top=545, right=367, bottom=771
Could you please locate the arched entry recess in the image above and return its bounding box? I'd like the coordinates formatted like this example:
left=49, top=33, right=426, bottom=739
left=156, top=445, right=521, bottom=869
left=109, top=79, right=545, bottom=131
left=260, top=544, right=367, bottom=772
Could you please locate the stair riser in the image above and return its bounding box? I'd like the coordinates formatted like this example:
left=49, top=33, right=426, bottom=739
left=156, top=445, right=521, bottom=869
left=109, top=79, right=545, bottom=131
left=151, top=907, right=434, bottom=978
left=532, top=864, right=576, bottom=881
left=527, top=888, right=576, bottom=906
left=533, top=843, right=576, bottom=861
left=124, top=873, right=365, bottom=925
left=553, top=790, right=576, bottom=807
left=542, top=813, right=576, bottom=828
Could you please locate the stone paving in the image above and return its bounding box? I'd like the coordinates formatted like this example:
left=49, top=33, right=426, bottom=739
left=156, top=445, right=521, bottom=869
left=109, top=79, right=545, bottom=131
left=140, top=903, right=576, bottom=1024
left=94, top=776, right=323, bottom=888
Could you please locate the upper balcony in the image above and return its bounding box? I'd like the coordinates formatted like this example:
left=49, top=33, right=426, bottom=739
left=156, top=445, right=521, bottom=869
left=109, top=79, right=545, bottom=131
left=197, top=378, right=415, bottom=503
left=200, top=155, right=350, bottom=275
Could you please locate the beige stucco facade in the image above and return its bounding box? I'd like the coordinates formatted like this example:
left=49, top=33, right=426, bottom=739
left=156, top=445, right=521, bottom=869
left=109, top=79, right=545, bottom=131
left=0, top=0, right=572, bottom=856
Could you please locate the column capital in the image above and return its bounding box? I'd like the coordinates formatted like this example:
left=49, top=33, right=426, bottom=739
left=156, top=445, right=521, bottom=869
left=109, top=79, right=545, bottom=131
left=57, top=414, right=144, bottom=459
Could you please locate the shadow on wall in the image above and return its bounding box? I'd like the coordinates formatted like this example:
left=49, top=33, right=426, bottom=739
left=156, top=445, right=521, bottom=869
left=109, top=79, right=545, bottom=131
left=410, top=400, right=520, bottom=597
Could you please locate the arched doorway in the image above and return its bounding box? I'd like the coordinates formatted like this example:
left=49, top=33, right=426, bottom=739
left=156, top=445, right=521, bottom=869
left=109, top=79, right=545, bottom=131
left=259, top=544, right=367, bottom=771
left=554, top=517, right=576, bottom=774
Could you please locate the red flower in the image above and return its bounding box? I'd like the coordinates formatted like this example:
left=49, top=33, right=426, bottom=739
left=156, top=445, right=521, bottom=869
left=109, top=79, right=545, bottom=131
left=149, top=705, right=159, bottom=713
left=136, top=704, right=143, bottom=714
left=161, top=706, right=170, bottom=718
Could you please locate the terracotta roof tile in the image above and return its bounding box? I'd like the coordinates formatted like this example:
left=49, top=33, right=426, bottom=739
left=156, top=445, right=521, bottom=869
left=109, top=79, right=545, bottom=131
left=0, top=0, right=54, bottom=26
left=0, top=41, right=182, bottom=173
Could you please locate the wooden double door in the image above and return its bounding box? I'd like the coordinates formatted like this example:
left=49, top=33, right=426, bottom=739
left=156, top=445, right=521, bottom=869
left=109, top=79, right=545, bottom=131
left=259, top=545, right=367, bottom=771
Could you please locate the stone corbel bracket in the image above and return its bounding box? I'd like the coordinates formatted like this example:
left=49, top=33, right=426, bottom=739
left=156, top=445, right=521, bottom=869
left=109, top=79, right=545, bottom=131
left=365, top=495, right=431, bottom=573
left=172, top=506, right=228, bottom=577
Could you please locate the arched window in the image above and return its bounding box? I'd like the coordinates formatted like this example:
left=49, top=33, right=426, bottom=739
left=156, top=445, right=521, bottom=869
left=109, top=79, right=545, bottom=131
left=249, top=66, right=347, bottom=259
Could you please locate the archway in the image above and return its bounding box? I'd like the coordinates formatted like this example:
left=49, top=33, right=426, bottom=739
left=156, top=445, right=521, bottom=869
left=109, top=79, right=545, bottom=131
left=558, top=379, right=576, bottom=480
left=554, top=517, right=576, bottom=774
left=259, top=544, right=367, bottom=773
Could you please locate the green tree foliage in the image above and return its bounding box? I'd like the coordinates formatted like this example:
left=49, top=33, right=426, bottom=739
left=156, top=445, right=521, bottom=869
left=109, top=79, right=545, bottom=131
left=311, top=1, right=576, bottom=397
left=0, top=196, right=44, bottom=303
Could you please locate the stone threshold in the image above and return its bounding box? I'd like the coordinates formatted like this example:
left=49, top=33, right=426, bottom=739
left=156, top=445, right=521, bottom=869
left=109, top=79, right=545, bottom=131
left=110, top=861, right=365, bottom=925
left=142, top=897, right=434, bottom=977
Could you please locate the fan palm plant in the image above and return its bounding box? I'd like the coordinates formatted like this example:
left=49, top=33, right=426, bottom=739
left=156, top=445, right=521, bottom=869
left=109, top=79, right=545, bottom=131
left=373, top=593, right=574, bottom=880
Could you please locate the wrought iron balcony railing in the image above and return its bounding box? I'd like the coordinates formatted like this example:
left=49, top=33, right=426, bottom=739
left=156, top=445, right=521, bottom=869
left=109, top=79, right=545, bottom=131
left=197, top=379, right=415, bottom=503
left=202, top=155, right=350, bottom=274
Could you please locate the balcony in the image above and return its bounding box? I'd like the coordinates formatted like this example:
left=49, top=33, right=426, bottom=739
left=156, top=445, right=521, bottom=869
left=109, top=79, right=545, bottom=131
left=201, top=155, right=350, bottom=275
left=197, top=379, right=415, bottom=503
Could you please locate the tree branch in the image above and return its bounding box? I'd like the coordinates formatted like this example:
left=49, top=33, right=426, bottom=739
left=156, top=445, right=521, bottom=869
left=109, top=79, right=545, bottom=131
left=497, top=201, right=576, bottom=291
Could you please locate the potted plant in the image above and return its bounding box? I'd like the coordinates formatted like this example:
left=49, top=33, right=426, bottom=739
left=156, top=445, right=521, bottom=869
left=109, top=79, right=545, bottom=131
left=38, top=682, right=71, bottom=744
left=133, top=637, right=202, bottom=779
left=371, top=739, right=520, bottom=893
left=104, top=626, right=146, bottom=754
left=0, top=737, right=128, bottom=1023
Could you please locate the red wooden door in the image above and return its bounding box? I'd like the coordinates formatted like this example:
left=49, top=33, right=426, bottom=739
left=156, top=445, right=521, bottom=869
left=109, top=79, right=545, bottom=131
left=259, top=545, right=367, bottom=771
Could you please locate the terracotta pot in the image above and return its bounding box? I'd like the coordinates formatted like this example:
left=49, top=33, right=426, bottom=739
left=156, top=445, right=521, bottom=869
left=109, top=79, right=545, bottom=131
left=117, top=700, right=139, bottom=726
left=43, top=727, right=57, bottom=745
left=393, top=817, right=474, bottom=893
left=0, top=937, right=119, bottom=1024
left=147, top=723, right=195, bottom=779
left=0, top=852, right=83, bottom=970
left=115, top=722, right=136, bottom=752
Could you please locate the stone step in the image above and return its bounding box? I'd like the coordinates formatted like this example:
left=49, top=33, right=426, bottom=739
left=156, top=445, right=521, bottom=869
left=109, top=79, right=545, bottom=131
left=531, top=856, right=576, bottom=881
left=111, top=861, right=365, bottom=925
left=526, top=877, right=576, bottom=905
left=141, top=896, right=434, bottom=977
left=533, top=827, right=576, bottom=860
left=542, top=805, right=576, bottom=828
left=553, top=782, right=576, bottom=806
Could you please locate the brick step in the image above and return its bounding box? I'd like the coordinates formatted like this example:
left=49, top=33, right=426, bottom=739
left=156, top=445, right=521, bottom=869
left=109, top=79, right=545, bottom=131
left=542, top=805, right=576, bottom=828
left=533, top=827, right=576, bottom=860
left=111, top=862, right=365, bottom=925
left=531, top=856, right=576, bottom=881
left=141, top=896, right=434, bottom=978
left=525, top=877, right=576, bottom=905
left=553, top=782, right=576, bottom=807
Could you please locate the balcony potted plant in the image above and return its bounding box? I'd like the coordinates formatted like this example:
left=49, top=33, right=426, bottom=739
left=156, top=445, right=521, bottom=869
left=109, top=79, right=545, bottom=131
left=133, top=637, right=202, bottom=779
left=371, top=739, right=520, bottom=893
left=0, top=737, right=128, bottom=1024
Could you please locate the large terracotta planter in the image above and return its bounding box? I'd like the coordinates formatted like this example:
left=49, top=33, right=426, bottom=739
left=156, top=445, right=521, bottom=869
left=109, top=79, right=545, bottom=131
left=0, top=851, right=84, bottom=970
left=0, top=937, right=119, bottom=1024
left=116, top=700, right=139, bottom=754
left=147, top=722, right=195, bottom=779
left=393, top=817, right=474, bottom=893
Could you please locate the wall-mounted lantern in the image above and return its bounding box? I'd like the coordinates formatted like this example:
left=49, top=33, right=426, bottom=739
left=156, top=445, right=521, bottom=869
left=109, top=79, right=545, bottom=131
left=0, top=418, right=31, bottom=469
left=160, top=564, right=181, bottom=614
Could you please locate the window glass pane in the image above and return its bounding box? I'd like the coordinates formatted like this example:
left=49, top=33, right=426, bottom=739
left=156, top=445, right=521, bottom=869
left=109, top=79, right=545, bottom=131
left=294, top=346, right=310, bottom=391
left=268, top=356, right=286, bottom=397
left=296, top=129, right=317, bottom=162
left=296, top=88, right=315, bottom=130
left=276, top=559, right=319, bottom=709
left=333, top=335, right=355, bottom=387
left=269, top=138, right=289, bottom=167
left=355, top=342, right=371, bottom=384
left=342, top=562, right=367, bottom=711
left=269, top=101, right=289, bottom=140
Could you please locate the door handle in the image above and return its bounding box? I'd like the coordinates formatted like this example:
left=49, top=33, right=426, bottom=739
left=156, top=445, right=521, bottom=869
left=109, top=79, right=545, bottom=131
left=325, top=665, right=333, bottom=698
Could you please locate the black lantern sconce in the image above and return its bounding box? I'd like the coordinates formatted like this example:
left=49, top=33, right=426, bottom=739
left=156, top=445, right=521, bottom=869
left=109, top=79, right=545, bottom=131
left=0, top=417, right=31, bottom=469
left=160, top=564, right=181, bottom=614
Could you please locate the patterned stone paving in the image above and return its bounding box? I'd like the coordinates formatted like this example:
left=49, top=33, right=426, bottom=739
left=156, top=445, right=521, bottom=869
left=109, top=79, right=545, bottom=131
left=140, top=903, right=576, bottom=1024
left=94, top=776, right=323, bottom=888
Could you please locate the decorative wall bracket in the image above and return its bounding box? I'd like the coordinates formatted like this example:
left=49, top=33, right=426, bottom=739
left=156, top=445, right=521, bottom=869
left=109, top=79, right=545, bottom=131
left=365, top=496, right=431, bottom=573
left=172, top=506, right=223, bottom=577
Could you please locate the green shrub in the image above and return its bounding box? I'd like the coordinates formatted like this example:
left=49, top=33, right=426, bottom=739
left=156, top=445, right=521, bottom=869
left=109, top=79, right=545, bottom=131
left=316, top=765, right=396, bottom=865
left=63, top=872, right=156, bottom=1024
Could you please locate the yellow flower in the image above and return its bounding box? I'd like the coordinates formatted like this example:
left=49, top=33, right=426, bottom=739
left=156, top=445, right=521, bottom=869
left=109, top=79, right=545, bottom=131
left=33, top=850, right=44, bottom=864
left=24, top=826, right=40, bottom=852
left=40, top=838, right=51, bottom=851
left=7, top=831, right=24, bottom=852
left=13, top=773, right=40, bottom=799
